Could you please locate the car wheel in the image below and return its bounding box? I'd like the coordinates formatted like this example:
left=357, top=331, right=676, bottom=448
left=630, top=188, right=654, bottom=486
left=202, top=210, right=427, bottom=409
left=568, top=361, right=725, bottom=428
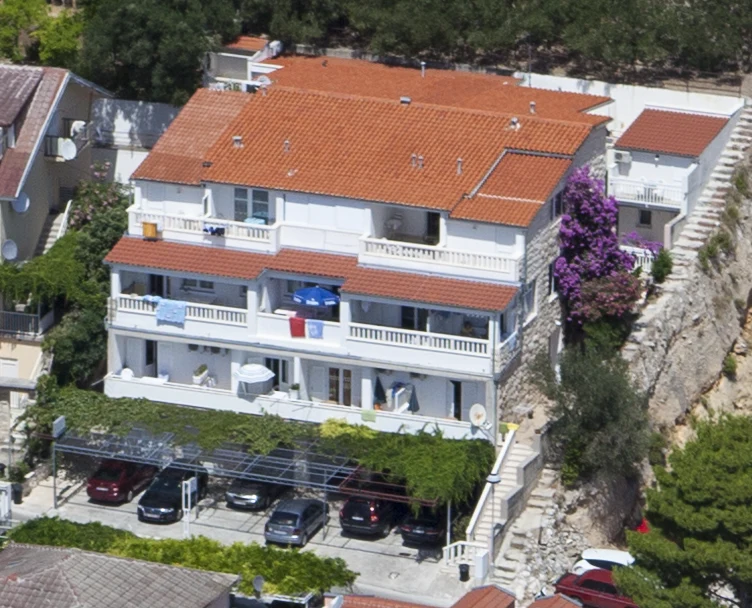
left=300, top=532, right=308, bottom=546
left=126, top=490, right=134, bottom=503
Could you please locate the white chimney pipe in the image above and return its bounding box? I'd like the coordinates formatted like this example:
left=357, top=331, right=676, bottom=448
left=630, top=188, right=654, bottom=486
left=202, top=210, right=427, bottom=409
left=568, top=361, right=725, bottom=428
left=420, top=61, right=426, bottom=78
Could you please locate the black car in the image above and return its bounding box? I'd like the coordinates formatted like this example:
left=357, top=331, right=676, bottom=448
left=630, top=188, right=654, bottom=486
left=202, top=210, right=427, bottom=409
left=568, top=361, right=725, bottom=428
left=399, top=507, right=446, bottom=545
left=137, top=461, right=209, bottom=523
left=225, top=479, right=285, bottom=510
left=339, top=496, right=396, bottom=536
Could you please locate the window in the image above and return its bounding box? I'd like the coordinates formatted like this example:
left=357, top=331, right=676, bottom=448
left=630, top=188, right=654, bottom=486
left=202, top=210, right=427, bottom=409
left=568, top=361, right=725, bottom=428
left=264, top=358, right=288, bottom=385
left=524, top=279, right=537, bottom=321
left=252, top=189, right=270, bottom=224
left=551, top=191, right=564, bottom=219
left=145, top=340, right=156, bottom=366
left=233, top=187, right=248, bottom=222
left=181, top=279, right=214, bottom=291
left=547, top=263, right=558, bottom=296
left=328, top=368, right=352, bottom=405
left=401, top=306, right=428, bottom=331
left=638, top=209, right=652, bottom=227
left=0, top=125, right=14, bottom=159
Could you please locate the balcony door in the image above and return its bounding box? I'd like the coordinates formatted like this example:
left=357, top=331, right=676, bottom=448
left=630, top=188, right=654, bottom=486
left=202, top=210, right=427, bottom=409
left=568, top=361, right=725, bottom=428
left=426, top=212, right=440, bottom=245
left=328, top=367, right=352, bottom=406
left=401, top=306, right=428, bottom=331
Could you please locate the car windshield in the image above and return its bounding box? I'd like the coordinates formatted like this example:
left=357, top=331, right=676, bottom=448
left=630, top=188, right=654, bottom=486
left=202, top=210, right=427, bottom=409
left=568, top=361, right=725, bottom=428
left=407, top=508, right=440, bottom=526
left=93, top=468, right=122, bottom=481
left=270, top=511, right=298, bottom=526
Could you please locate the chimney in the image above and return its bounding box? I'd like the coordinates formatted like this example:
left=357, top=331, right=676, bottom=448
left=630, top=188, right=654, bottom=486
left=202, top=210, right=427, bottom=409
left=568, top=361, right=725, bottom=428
left=284, top=139, right=291, bottom=153
left=261, top=85, right=268, bottom=96
left=400, top=96, right=412, bottom=105
left=420, top=61, right=426, bottom=78
left=529, top=101, right=536, bottom=114
left=510, top=117, right=520, bottom=130
left=411, top=153, right=418, bottom=168
left=456, top=158, right=463, bottom=175
left=417, top=155, right=424, bottom=169
left=232, top=135, right=243, bottom=148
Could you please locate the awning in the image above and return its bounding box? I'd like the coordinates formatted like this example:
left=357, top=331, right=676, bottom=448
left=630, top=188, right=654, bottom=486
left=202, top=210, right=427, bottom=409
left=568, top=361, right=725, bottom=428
left=234, top=364, right=275, bottom=384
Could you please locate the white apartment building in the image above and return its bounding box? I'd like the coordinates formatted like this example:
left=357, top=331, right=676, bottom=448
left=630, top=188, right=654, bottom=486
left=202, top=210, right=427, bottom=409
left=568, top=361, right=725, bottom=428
left=104, top=57, right=611, bottom=443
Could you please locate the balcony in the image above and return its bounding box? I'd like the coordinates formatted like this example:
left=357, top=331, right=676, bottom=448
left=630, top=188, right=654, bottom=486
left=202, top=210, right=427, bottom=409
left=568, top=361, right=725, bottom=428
left=108, top=295, right=247, bottom=342
left=359, top=237, right=521, bottom=282
left=609, top=178, right=686, bottom=210
left=255, top=312, right=346, bottom=354
left=105, top=372, right=480, bottom=440
left=0, top=310, right=55, bottom=339
left=128, top=207, right=279, bottom=253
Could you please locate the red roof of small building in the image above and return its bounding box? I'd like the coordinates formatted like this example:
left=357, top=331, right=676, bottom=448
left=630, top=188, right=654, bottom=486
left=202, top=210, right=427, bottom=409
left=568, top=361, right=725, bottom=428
left=450, top=585, right=515, bottom=608
left=224, top=36, right=267, bottom=53
left=105, top=237, right=517, bottom=312
left=615, top=109, right=728, bottom=157
left=342, top=597, right=430, bottom=608
left=528, top=594, right=580, bottom=608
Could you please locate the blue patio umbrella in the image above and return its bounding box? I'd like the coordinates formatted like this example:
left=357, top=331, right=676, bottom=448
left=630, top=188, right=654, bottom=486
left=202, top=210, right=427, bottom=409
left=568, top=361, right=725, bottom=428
left=292, top=285, right=340, bottom=307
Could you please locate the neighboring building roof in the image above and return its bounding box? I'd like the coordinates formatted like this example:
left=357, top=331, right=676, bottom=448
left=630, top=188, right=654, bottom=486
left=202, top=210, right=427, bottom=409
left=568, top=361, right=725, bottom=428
left=452, top=153, right=571, bottom=227
left=342, top=596, right=430, bottom=608
left=615, top=109, right=729, bottom=157
left=528, top=594, right=581, bottom=608
left=265, top=55, right=610, bottom=125
left=0, top=66, right=42, bottom=126
left=0, top=66, right=67, bottom=200
left=450, top=585, right=515, bottom=608
left=224, top=35, right=268, bottom=53
left=133, top=89, right=249, bottom=185
left=105, top=237, right=517, bottom=311
left=0, top=543, right=238, bottom=608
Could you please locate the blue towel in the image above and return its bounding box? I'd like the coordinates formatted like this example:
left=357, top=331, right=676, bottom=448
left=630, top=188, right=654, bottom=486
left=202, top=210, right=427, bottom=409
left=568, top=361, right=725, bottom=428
left=156, top=299, right=187, bottom=326
left=142, top=294, right=162, bottom=304
left=307, top=319, right=324, bottom=339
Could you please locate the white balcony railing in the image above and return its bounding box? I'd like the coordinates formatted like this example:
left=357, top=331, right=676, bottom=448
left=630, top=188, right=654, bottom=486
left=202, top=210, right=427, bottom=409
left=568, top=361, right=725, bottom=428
left=609, top=178, right=685, bottom=208
left=360, top=236, right=521, bottom=279
left=114, top=296, right=247, bottom=325
left=495, top=331, right=521, bottom=373
left=621, top=245, right=655, bottom=275
left=349, top=322, right=489, bottom=356
left=130, top=208, right=274, bottom=243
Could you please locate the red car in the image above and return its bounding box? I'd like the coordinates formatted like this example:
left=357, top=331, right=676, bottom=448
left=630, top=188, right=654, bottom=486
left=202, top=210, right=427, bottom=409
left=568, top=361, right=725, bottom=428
left=554, top=569, right=637, bottom=608
left=86, top=460, right=158, bottom=503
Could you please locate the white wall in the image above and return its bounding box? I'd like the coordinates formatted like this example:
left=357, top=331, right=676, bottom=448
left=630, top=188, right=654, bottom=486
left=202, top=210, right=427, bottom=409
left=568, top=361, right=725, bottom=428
left=516, top=73, right=745, bottom=135
left=284, top=191, right=368, bottom=232
left=613, top=151, right=693, bottom=184
left=157, top=341, right=233, bottom=388
left=138, top=180, right=203, bottom=214
left=444, top=219, right=523, bottom=255
left=619, top=207, right=678, bottom=243
left=91, top=99, right=179, bottom=149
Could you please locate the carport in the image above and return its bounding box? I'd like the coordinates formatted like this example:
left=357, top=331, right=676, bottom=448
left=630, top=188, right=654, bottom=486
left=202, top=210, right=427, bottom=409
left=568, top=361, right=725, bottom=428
left=52, top=426, right=446, bottom=540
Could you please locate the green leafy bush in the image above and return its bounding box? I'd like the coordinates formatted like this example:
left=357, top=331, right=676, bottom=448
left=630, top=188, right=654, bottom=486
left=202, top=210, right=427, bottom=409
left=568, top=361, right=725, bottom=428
left=8, top=462, right=30, bottom=483
left=733, top=166, right=750, bottom=197
left=650, top=248, right=673, bottom=284
left=647, top=431, right=667, bottom=466
left=723, top=353, right=737, bottom=378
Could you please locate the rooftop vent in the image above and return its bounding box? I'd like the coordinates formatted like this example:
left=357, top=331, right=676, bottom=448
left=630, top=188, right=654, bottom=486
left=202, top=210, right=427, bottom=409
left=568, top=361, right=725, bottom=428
left=509, top=117, right=520, bottom=130
left=417, top=155, right=424, bottom=169
left=529, top=101, right=536, bottom=114
left=202, top=161, right=213, bottom=168
left=232, top=135, right=243, bottom=148
left=411, top=153, right=418, bottom=168
left=420, top=61, right=426, bottom=78
left=457, top=158, right=463, bottom=175
left=284, top=139, right=291, bottom=153
left=400, top=96, right=412, bottom=105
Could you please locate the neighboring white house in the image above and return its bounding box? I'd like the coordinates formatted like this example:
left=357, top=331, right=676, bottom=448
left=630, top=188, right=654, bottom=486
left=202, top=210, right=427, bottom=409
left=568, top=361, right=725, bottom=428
left=204, top=35, right=284, bottom=91
left=104, top=57, right=612, bottom=444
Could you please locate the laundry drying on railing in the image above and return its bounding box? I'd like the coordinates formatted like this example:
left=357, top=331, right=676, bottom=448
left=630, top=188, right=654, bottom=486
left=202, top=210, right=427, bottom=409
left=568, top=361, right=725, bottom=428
left=202, top=222, right=226, bottom=237
left=142, top=295, right=187, bottom=326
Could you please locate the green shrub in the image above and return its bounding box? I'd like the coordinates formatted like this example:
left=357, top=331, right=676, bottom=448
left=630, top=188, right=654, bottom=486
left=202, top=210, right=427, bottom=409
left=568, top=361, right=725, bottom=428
left=8, top=462, right=29, bottom=483
left=723, top=353, right=738, bottom=378
left=734, top=167, right=750, bottom=197
left=650, top=248, right=673, bottom=284
left=583, top=317, right=632, bottom=352
left=647, top=431, right=668, bottom=466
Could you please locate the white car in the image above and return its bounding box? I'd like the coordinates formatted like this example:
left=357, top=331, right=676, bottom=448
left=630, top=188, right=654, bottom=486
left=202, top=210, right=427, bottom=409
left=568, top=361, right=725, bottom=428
left=572, top=548, right=635, bottom=574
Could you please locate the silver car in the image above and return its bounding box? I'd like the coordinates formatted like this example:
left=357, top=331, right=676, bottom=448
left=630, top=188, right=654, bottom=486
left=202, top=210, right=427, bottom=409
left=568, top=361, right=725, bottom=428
left=264, top=498, right=328, bottom=546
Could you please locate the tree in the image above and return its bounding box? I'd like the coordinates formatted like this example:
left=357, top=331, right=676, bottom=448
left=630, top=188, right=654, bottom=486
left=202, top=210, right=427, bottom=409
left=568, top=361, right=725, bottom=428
left=554, top=166, right=636, bottom=332
left=615, top=415, right=752, bottom=608
left=33, top=10, right=83, bottom=68
left=0, top=0, right=47, bottom=61
left=532, top=346, right=650, bottom=485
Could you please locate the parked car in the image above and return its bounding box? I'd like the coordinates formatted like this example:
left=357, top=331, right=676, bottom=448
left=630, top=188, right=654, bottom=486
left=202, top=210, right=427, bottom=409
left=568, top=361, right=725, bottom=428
left=399, top=507, right=446, bottom=546
left=86, top=459, right=157, bottom=503
left=554, top=569, right=637, bottom=608
left=573, top=549, right=635, bottom=575
left=137, top=460, right=209, bottom=523
left=264, top=499, right=328, bottom=546
left=339, top=496, right=397, bottom=537
left=226, top=479, right=285, bottom=510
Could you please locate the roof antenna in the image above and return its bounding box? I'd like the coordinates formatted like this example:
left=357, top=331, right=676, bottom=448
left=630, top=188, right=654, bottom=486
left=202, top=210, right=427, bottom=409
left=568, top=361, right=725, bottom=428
left=456, top=158, right=463, bottom=175
left=411, top=153, right=418, bottom=168
left=420, top=61, right=426, bottom=78
left=284, top=139, right=291, bottom=153
left=417, top=155, right=424, bottom=169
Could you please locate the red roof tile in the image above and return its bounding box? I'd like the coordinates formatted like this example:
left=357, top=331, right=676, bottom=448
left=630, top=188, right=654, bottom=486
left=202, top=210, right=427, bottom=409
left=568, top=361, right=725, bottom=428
left=224, top=36, right=267, bottom=53
left=266, top=55, right=610, bottom=125
left=450, top=585, right=515, bottom=608
left=342, top=596, right=430, bottom=608
left=132, top=89, right=249, bottom=186
left=615, top=109, right=728, bottom=157
left=196, top=87, right=592, bottom=212
left=105, top=237, right=517, bottom=312
left=528, top=595, right=580, bottom=608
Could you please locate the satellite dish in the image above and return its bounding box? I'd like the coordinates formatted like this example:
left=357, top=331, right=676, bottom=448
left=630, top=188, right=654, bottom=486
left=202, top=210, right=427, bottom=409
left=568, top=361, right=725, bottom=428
left=60, top=138, right=77, bottom=161
left=12, top=192, right=29, bottom=214
left=70, top=120, right=87, bottom=137
left=252, top=575, right=265, bottom=594
left=2, top=240, right=18, bottom=261
left=469, top=403, right=488, bottom=427
left=256, top=75, right=272, bottom=86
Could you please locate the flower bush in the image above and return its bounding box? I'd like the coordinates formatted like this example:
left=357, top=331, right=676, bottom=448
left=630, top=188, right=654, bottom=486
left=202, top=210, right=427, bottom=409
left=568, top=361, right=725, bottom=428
left=554, top=166, right=637, bottom=326
left=69, top=162, right=128, bottom=230
left=620, top=231, right=663, bottom=255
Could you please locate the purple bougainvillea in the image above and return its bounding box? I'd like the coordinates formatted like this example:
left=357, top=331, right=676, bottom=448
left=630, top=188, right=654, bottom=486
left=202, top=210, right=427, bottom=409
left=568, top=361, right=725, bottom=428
left=620, top=231, right=663, bottom=255
left=554, top=166, right=637, bottom=324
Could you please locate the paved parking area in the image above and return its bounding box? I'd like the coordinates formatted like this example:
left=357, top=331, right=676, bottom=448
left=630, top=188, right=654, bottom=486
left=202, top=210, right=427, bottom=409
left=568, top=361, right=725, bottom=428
left=11, top=474, right=472, bottom=606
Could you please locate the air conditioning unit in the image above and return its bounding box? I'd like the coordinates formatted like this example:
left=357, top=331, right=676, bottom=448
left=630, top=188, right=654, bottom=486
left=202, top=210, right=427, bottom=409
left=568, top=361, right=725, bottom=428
left=614, top=150, right=632, bottom=164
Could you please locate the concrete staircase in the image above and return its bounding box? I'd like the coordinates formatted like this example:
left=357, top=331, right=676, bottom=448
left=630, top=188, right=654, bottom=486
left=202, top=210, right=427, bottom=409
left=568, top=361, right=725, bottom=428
left=33, top=213, right=66, bottom=257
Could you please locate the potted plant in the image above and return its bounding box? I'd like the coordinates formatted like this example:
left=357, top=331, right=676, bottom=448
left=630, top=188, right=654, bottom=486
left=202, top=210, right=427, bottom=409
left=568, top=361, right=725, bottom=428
left=289, top=383, right=300, bottom=400
left=192, top=364, right=209, bottom=385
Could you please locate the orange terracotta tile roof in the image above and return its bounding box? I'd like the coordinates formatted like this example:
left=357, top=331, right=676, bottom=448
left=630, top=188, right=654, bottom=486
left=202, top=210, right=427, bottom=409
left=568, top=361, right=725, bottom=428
left=266, top=55, right=610, bottom=125
left=224, top=36, right=268, bottom=53
left=105, top=237, right=517, bottom=311
left=196, top=87, right=592, bottom=212
left=132, top=89, right=249, bottom=186
left=528, top=594, right=580, bottom=608
left=342, top=596, right=430, bottom=608
left=451, top=152, right=571, bottom=227
left=450, top=585, right=515, bottom=608
left=615, top=109, right=728, bottom=157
